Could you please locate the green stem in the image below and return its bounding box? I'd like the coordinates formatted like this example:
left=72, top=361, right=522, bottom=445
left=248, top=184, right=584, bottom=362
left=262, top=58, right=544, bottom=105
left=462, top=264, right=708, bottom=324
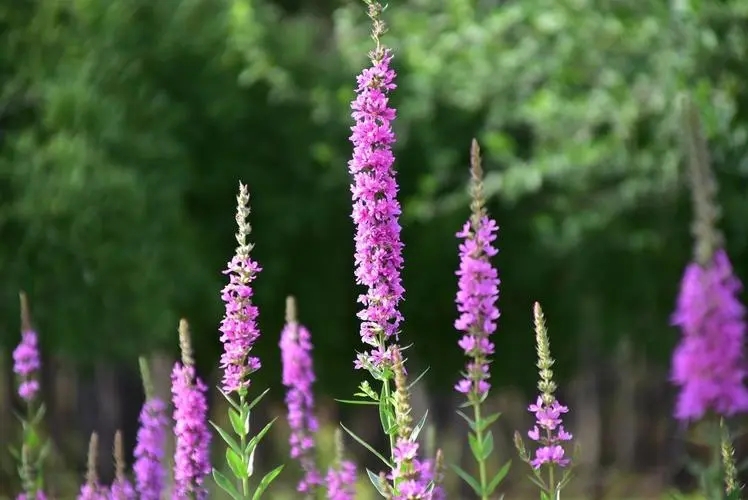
left=548, top=464, right=555, bottom=499
left=22, top=400, right=35, bottom=495
left=471, top=398, right=488, bottom=500
left=382, top=378, right=396, bottom=461
left=240, top=393, right=249, bottom=497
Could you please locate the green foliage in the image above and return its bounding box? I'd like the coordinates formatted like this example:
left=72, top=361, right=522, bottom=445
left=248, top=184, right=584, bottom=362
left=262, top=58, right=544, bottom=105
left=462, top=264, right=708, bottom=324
left=1, top=0, right=748, bottom=393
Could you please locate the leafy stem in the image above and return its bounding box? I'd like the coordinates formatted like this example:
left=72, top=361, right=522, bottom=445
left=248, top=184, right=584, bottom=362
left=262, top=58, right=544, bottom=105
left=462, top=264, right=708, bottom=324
left=470, top=397, right=489, bottom=500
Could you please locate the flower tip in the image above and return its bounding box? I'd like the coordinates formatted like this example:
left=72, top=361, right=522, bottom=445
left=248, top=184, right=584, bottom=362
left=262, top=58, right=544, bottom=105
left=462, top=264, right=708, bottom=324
left=285, top=296, right=298, bottom=325
left=178, top=319, right=194, bottom=367
left=19, top=291, right=32, bottom=332
left=86, top=432, right=99, bottom=486
left=138, top=356, right=154, bottom=399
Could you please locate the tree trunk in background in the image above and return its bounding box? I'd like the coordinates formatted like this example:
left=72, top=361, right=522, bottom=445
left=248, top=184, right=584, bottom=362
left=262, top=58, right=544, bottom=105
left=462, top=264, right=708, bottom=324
left=94, top=362, right=121, bottom=483
left=0, top=349, right=14, bottom=488
left=48, top=355, right=81, bottom=468
left=571, top=296, right=603, bottom=499
left=613, top=336, right=637, bottom=471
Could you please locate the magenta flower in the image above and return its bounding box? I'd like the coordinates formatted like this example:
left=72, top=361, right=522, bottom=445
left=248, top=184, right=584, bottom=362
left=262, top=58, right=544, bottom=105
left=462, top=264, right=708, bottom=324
left=133, top=397, right=167, bottom=499
left=109, top=478, right=135, bottom=500
left=454, top=216, right=499, bottom=397
left=280, top=306, right=322, bottom=494
left=349, top=44, right=404, bottom=369
left=172, top=362, right=211, bottom=499
left=325, top=460, right=357, bottom=500
left=13, top=330, right=41, bottom=402
left=671, top=249, right=748, bottom=420
left=387, top=438, right=438, bottom=499
left=526, top=396, right=573, bottom=469
left=77, top=484, right=108, bottom=500
left=219, top=183, right=262, bottom=394
left=16, top=492, right=46, bottom=500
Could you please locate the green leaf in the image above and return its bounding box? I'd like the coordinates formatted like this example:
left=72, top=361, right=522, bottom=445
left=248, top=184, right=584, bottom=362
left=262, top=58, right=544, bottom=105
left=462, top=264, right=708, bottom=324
left=477, top=411, right=502, bottom=433
left=468, top=432, right=482, bottom=462
left=357, top=380, right=379, bottom=400
left=210, top=421, right=242, bottom=454
left=334, top=398, right=379, bottom=406
left=248, top=388, right=270, bottom=411
left=32, top=404, right=47, bottom=426
left=406, top=366, right=430, bottom=391
left=251, top=464, right=284, bottom=500
left=212, top=468, right=242, bottom=500
left=366, top=468, right=390, bottom=498
left=486, top=460, right=511, bottom=495
left=481, top=431, right=494, bottom=460
left=217, top=388, right=242, bottom=413
left=410, top=410, right=429, bottom=441
left=378, top=383, right=397, bottom=437
left=451, top=463, right=482, bottom=495
left=340, top=423, right=392, bottom=467
left=228, top=407, right=246, bottom=437
left=455, top=410, right=477, bottom=432
left=245, top=418, right=276, bottom=457
left=226, top=447, right=247, bottom=480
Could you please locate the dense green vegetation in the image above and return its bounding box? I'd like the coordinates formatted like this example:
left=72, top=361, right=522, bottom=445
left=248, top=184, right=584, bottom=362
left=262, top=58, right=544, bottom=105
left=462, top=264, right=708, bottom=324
left=2, top=0, right=747, bottom=397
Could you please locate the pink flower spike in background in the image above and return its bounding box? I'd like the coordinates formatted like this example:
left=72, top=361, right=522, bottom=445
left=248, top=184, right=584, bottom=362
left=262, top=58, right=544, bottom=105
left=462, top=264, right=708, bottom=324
left=13, top=293, right=41, bottom=403
left=133, top=357, right=167, bottom=500
left=171, top=320, right=211, bottom=500
left=280, top=296, right=322, bottom=495
left=671, top=249, right=748, bottom=421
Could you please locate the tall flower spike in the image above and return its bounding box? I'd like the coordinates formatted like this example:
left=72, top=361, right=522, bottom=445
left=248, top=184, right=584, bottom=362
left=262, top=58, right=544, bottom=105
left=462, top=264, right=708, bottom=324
left=325, top=428, right=358, bottom=500
left=172, top=319, right=211, bottom=499
left=219, top=182, right=262, bottom=394
left=280, top=296, right=322, bottom=495
left=110, top=430, right=135, bottom=499
left=517, top=303, right=573, bottom=480
left=670, top=97, right=748, bottom=420
left=133, top=357, right=167, bottom=500
left=455, top=139, right=499, bottom=398
left=349, top=0, right=404, bottom=370
left=389, top=348, right=434, bottom=499
left=14, top=292, right=41, bottom=403
left=78, top=433, right=107, bottom=500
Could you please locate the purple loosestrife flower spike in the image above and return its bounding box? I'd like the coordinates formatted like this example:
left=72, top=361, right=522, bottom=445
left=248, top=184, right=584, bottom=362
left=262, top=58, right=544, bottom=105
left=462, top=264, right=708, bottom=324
left=133, top=357, right=167, bottom=500
left=172, top=319, right=211, bottom=500
left=14, top=292, right=41, bottom=403
left=326, top=430, right=358, bottom=500
left=670, top=97, right=748, bottom=421
left=388, top=348, right=433, bottom=499
left=671, top=251, right=748, bottom=420
left=521, top=303, right=573, bottom=475
left=455, top=140, right=499, bottom=398
left=349, top=0, right=404, bottom=370
left=280, top=296, right=322, bottom=495
left=219, top=183, right=262, bottom=395
left=110, top=430, right=135, bottom=499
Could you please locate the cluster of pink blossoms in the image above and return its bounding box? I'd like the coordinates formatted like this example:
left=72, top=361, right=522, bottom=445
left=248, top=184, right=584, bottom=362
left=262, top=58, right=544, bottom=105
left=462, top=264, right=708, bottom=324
left=671, top=249, right=748, bottom=420
left=454, top=216, right=499, bottom=397
left=526, top=396, right=573, bottom=469
left=349, top=47, right=404, bottom=370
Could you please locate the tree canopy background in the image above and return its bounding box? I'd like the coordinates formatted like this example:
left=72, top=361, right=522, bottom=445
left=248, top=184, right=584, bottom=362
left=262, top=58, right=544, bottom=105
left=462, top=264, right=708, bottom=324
left=1, top=0, right=748, bottom=400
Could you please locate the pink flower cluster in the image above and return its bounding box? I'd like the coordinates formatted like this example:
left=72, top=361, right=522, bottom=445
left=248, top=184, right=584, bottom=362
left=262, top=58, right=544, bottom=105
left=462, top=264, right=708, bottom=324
left=280, top=321, right=322, bottom=493
left=526, top=396, right=572, bottom=469
left=348, top=48, right=404, bottom=369
left=454, top=217, right=499, bottom=397
left=671, top=249, right=748, bottom=420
